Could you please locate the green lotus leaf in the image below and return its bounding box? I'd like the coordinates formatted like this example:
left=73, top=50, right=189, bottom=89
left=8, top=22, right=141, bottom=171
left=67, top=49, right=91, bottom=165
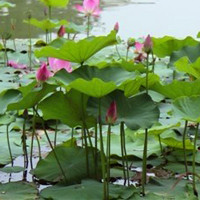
left=38, top=0, right=69, bottom=7
left=88, top=90, right=159, bottom=130
left=40, top=179, right=135, bottom=200
left=33, top=146, right=101, bottom=183
left=7, top=82, right=57, bottom=111
left=153, top=36, right=198, bottom=58
left=0, top=182, right=38, bottom=200
left=169, top=43, right=200, bottom=67
left=0, top=1, right=15, bottom=8
left=173, top=95, right=200, bottom=122
left=151, top=80, right=200, bottom=99
left=24, top=18, right=67, bottom=31
left=35, top=31, right=117, bottom=63
left=65, top=22, right=85, bottom=34
left=38, top=90, right=95, bottom=128
left=175, top=56, right=200, bottom=78
left=53, top=65, right=136, bottom=98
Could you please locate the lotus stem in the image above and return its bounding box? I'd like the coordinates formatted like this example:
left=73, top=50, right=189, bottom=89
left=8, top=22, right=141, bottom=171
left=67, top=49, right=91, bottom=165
left=106, top=124, right=111, bottom=199
left=98, top=98, right=107, bottom=200
left=183, top=120, right=189, bottom=180
left=121, top=122, right=130, bottom=186
left=34, top=108, right=68, bottom=183
left=54, top=120, right=58, bottom=148
left=28, top=18, right=32, bottom=70
left=126, top=47, right=129, bottom=61
left=120, top=122, right=127, bottom=185
left=95, top=121, right=98, bottom=178
left=30, top=108, right=35, bottom=169
left=22, top=116, right=28, bottom=170
left=146, top=53, right=149, bottom=94
left=192, top=123, right=199, bottom=197
left=158, top=135, right=163, bottom=154
left=141, top=128, right=148, bottom=196
left=115, top=45, right=122, bottom=59
left=6, top=124, right=13, bottom=167
left=87, top=15, right=90, bottom=37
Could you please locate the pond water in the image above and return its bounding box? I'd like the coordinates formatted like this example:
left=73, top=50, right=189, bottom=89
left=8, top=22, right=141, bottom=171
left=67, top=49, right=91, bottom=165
left=1, top=0, right=200, bottom=39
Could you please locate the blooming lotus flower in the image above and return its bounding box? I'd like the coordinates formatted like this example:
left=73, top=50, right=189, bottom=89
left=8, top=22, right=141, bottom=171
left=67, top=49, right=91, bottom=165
left=143, top=34, right=153, bottom=54
left=134, top=42, right=144, bottom=53
left=106, top=101, right=117, bottom=124
left=7, top=60, right=27, bottom=69
left=57, top=25, right=65, bottom=37
left=75, top=0, right=101, bottom=17
left=114, top=22, right=119, bottom=32
left=48, top=57, right=72, bottom=73
left=36, top=62, right=52, bottom=82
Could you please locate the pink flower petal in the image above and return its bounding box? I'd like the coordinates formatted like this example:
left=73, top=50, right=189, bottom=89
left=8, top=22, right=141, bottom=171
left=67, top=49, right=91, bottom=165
left=36, top=62, right=52, bottom=82
left=83, top=0, right=97, bottom=12
left=7, top=60, right=27, bottom=69
left=75, top=4, right=85, bottom=13
left=49, top=58, right=72, bottom=73
left=92, top=7, right=101, bottom=16
left=134, top=42, right=144, bottom=53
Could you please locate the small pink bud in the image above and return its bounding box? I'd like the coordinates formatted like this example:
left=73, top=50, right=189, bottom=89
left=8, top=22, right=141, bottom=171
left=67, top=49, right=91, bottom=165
left=36, top=62, right=52, bottom=82
left=143, top=34, right=153, bottom=54
left=106, top=101, right=117, bottom=124
left=57, top=25, right=65, bottom=37
left=114, top=22, right=119, bottom=32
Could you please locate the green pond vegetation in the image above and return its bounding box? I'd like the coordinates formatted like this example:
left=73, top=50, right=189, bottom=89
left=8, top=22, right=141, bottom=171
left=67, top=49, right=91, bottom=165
left=0, top=0, right=199, bottom=199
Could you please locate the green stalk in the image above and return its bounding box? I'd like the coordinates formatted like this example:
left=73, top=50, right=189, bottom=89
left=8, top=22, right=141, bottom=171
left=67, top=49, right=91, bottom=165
left=6, top=125, right=13, bottom=167
left=83, top=126, right=90, bottom=176
left=48, top=6, right=52, bottom=41
left=115, top=45, right=122, bottom=59
left=192, top=123, right=199, bottom=197
left=98, top=98, right=107, bottom=200
left=158, top=135, right=163, bottom=155
left=95, top=121, right=98, bottom=178
left=126, top=47, right=129, bottom=61
left=146, top=54, right=149, bottom=94
left=106, top=124, right=111, bottom=199
left=183, top=120, right=189, bottom=180
left=28, top=19, right=32, bottom=70
left=121, top=122, right=130, bottom=186
left=34, top=108, right=68, bottom=183
left=87, top=15, right=90, bottom=37
left=54, top=120, right=58, bottom=147
left=120, top=122, right=127, bottom=185
left=141, top=128, right=148, bottom=196
left=22, top=117, right=28, bottom=170
left=151, top=51, right=155, bottom=73
left=30, top=108, right=36, bottom=169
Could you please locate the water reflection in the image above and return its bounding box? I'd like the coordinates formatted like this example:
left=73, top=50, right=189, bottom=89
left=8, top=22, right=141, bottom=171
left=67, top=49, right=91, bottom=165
left=0, top=0, right=200, bottom=39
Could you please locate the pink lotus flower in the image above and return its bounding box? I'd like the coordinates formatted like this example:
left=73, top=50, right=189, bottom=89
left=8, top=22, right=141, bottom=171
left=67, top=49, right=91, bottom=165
left=134, top=42, right=144, bottom=53
left=57, top=25, right=65, bottom=37
left=106, top=101, right=117, bottom=124
left=143, top=34, right=153, bottom=54
left=75, top=0, right=101, bottom=17
left=48, top=57, right=72, bottom=73
left=7, top=60, right=27, bottom=69
left=36, top=62, right=52, bottom=82
left=114, top=22, right=119, bottom=32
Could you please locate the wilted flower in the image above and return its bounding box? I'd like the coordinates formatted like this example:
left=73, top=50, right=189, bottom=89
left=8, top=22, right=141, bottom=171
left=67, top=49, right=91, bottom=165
left=75, top=0, right=101, bottom=17
left=57, top=25, right=65, bottom=37
left=7, top=60, right=27, bottom=69
left=143, top=34, right=153, bottom=54
left=114, top=22, right=119, bottom=32
left=36, top=62, right=52, bottom=82
left=106, top=101, right=117, bottom=124
left=48, top=58, right=72, bottom=73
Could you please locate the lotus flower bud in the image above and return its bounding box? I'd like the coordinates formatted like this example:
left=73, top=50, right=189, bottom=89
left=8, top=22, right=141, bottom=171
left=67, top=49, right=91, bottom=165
left=127, top=37, right=135, bottom=48
left=36, top=62, right=52, bottom=82
left=143, top=34, right=153, bottom=54
left=57, top=25, right=65, bottom=37
left=114, top=22, right=119, bottom=33
left=106, top=101, right=117, bottom=124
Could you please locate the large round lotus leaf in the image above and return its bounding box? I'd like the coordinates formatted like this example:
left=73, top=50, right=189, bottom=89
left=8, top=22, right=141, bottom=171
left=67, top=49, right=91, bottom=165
left=33, top=146, right=101, bottom=183
left=88, top=90, right=159, bottom=130
left=151, top=80, right=200, bottom=99
left=0, top=182, right=38, bottom=200
left=53, top=65, right=136, bottom=97
left=39, top=0, right=69, bottom=7
left=24, top=18, right=67, bottom=31
left=38, top=90, right=95, bottom=128
left=169, top=43, right=200, bottom=67
left=153, top=36, right=198, bottom=58
left=35, top=31, right=117, bottom=63
left=7, top=82, right=57, bottom=111
left=0, top=132, right=22, bottom=165
left=40, top=179, right=135, bottom=200
left=173, top=95, right=200, bottom=122
left=0, top=89, right=22, bottom=114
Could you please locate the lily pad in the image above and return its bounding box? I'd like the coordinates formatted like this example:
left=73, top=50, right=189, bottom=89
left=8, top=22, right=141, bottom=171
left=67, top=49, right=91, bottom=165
left=35, top=31, right=117, bottom=63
